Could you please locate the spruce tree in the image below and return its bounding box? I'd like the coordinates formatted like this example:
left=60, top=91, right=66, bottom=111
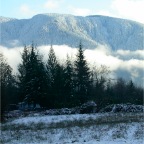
left=46, top=45, right=58, bottom=89
left=63, top=55, right=75, bottom=106
left=0, top=53, right=18, bottom=121
left=113, top=78, right=126, bottom=103
left=74, top=42, right=91, bottom=104
left=46, top=45, right=60, bottom=107
left=54, top=63, right=65, bottom=107
left=18, top=44, right=48, bottom=106
left=46, top=45, right=66, bottom=108
left=18, top=45, right=30, bottom=101
left=126, top=80, right=136, bottom=103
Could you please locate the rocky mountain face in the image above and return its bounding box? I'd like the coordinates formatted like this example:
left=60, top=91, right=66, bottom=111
left=0, top=13, right=143, bottom=50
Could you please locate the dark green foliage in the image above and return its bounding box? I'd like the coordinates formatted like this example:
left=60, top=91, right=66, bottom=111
left=46, top=45, right=65, bottom=108
left=90, top=65, right=110, bottom=109
left=74, top=42, right=91, bottom=104
left=0, top=53, right=18, bottom=121
left=17, top=45, right=30, bottom=101
left=113, top=78, right=126, bottom=102
left=46, top=45, right=58, bottom=88
left=63, top=55, right=75, bottom=107
left=97, top=78, right=144, bottom=110
left=126, top=80, right=136, bottom=103
left=46, top=45, right=58, bottom=108
left=17, top=44, right=48, bottom=106
left=1, top=42, right=143, bottom=114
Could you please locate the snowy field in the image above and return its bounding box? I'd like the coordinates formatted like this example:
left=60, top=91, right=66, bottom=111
left=1, top=113, right=144, bottom=144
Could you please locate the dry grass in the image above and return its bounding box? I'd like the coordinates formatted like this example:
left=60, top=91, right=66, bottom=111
left=1, top=113, right=143, bottom=131
left=1, top=113, right=143, bottom=144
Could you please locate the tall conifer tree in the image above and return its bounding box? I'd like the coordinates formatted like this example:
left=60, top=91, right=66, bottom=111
left=0, top=53, right=18, bottom=121
left=18, top=45, right=30, bottom=101
left=74, top=42, right=91, bottom=104
left=46, top=45, right=60, bottom=107
left=63, top=54, right=75, bottom=106
left=18, top=44, right=48, bottom=106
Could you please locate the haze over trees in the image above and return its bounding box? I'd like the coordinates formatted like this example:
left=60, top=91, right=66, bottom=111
left=0, top=43, right=143, bottom=121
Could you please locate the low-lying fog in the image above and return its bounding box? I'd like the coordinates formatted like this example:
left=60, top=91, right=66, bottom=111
left=1, top=44, right=144, bottom=87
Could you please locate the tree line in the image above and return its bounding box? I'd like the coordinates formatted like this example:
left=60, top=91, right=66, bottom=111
left=0, top=43, right=143, bottom=120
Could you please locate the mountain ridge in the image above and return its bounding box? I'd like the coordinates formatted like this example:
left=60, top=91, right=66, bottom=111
left=0, top=13, right=143, bottom=50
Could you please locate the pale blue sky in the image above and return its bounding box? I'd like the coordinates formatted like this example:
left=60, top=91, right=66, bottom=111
left=0, top=0, right=144, bottom=23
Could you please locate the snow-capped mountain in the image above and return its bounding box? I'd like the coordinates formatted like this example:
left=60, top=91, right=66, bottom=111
left=0, top=13, right=143, bottom=50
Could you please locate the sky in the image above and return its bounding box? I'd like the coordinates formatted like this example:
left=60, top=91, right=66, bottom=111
left=0, top=0, right=144, bottom=23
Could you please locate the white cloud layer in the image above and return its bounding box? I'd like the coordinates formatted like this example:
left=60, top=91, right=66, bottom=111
left=67, top=0, right=144, bottom=23
left=111, top=0, right=144, bottom=23
left=44, top=0, right=58, bottom=9
left=1, top=45, right=144, bottom=86
left=116, top=49, right=144, bottom=59
left=69, top=7, right=91, bottom=16
left=0, top=46, right=23, bottom=73
left=20, top=4, right=35, bottom=18
left=97, top=0, right=144, bottom=23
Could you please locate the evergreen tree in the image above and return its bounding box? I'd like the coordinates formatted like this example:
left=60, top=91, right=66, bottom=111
left=113, top=78, right=126, bottom=103
left=18, top=44, right=48, bottom=106
left=74, top=42, right=91, bottom=104
left=126, top=80, right=135, bottom=103
left=54, top=63, right=65, bottom=107
left=46, top=45, right=58, bottom=88
left=18, top=45, right=30, bottom=101
left=63, top=55, right=75, bottom=106
left=0, top=53, right=18, bottom=121
left=125, top=80, right=143, bottom=104
left=133, top=86, right=143, bottom=105
left=46, top=45, right=60, bottom=107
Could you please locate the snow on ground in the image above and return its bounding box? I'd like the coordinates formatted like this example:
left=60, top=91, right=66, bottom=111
left=1, top=113, right=144, bottom=144
left=9, top=114, right=104, bottom=125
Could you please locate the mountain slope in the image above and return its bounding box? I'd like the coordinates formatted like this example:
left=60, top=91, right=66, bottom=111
left=0, top=13, right=143, bottom=50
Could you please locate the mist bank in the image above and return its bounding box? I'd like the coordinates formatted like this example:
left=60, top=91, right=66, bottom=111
left=1, top=44, right=144, bottom=87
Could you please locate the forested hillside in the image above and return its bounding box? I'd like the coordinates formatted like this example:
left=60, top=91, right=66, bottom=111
left=0, top=14, right=143, bottom=50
